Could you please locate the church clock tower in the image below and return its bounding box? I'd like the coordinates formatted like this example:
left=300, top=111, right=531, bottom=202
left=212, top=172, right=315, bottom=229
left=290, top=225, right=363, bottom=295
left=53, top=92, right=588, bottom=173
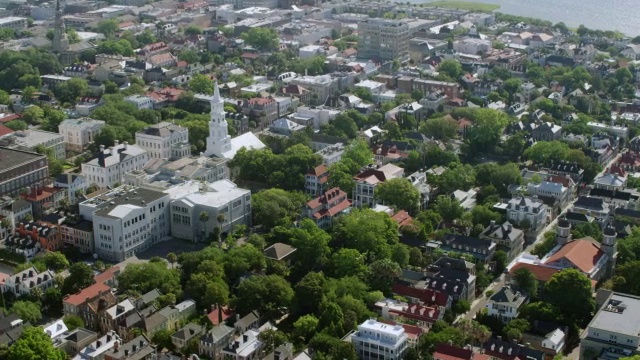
left=205, top=81, right=232, bottom=158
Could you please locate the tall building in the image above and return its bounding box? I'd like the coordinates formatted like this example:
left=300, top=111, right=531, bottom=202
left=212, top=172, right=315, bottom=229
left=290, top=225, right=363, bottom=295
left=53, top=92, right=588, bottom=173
left=358, top=18, right=409, bottom=61
left=581, top=291, right=640, bottom=359
left=79, top=185, right=170, bottom=261
left=52, top=0, right=69, bottom=54
left=205, top=82, right=233, bottom=158
left=204, top=81, right=265, bottom=160
left=0, top=147, right=49, bottom=197
left=81, top=142, right=149, bottom=189
left=59, top=118, right=105, bottom=152
left=135, top=122, right=190, bottom=160
left=352, top=319, right=408, bottom=360
left=166, top=180, right=251, bottom=242
left=1, top=129, right=66, bottom=160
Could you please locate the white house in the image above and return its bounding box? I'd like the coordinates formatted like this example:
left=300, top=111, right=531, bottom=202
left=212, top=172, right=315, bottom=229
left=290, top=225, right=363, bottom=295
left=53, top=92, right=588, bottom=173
left=54, top=173, right=87, bottom=204
left=0, top=267, right=55, bottom=297
left=506, top=196, right=547, bottom=235
left=587, top=121, right=630, bottom=139
left=542, top=328, right=566, bottom=355
left=59, top=118, right=105, bottom=152
left=166, top=180, right=251, bottom=242
left=135, top=122, right=190, bottom=160
left=43, top=319, right=68, bottom=341
left=79, top=185, right=170, bottom=262
left=353, top=164, right=404, bottom=208
left=124, top=95, right=154, bottom=110
left=81, top=142, right=149, bottom=189
left=484, top=285, right=527, bottom=323
left=222, top=328, right=262, bottom=360
left=352, top=319, right=408, bottom=360
left=526, top=181, right=571, bottom=209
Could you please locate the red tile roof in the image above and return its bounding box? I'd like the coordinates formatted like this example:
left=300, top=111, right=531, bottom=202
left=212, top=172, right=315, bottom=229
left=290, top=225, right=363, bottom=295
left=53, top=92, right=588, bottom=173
left=0, top=125, right=14, bottom=137
left=544, top=238, right=604, bottom=273
left=607, top=164, right=627, bottom=177
left=307, top=188, right=351, bottom=219
left=547, top=175, right=573, bottom=188
left=508, top=262, right=561, bottom=282
left=94, top=266, right=120, bottom=285
left=242, top=52, right=260, bottom=59
left=207, top=306, right=235, bottom=325
left=63, top=282, right=112, bottom=306
left=391, top=283, right=450, bottom=307
left=146, top=87, right=184, bottom=102
left=392, top=210, right=413, bottom=227
left=388, top=303, right=440, bottom=324
left=308, top=164, right=328, bottom=177
left=0, top=113, right=21, bottom=123
left=433, top=344, right=473, bottom=360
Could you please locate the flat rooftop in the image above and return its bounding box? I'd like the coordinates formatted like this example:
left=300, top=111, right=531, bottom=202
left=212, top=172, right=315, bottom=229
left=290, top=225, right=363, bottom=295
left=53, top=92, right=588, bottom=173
left=589, top=293, right=640, bottom=338
left=88, top=186, right=166, bottom=218
left=0, top=147, right=46, bottom=172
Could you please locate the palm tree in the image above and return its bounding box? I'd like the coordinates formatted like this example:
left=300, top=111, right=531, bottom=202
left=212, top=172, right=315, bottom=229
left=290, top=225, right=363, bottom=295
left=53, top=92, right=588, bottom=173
left=31, top=287, right=43, bottom=302
left=199, top=211, right=210, bottom=242
left=59, top=198, right=70, bottom=212
left=216, top=213, right=226, bottom=248
left=0, top=218, right=11, bottom=236
left=167, top=252, right=177, bottom=269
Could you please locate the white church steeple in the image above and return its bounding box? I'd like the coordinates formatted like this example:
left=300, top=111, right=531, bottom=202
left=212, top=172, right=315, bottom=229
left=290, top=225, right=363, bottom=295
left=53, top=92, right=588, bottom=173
left=205, top=81, right=232, bottom=158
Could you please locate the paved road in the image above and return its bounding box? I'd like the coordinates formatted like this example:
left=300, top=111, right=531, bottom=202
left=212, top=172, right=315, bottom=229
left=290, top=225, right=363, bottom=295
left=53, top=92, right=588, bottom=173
left=458, top=153, right=622, bottom=323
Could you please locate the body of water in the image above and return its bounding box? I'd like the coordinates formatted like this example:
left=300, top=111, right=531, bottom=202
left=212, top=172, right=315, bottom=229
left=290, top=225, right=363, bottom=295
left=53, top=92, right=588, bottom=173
left=418, top=0, right=640, bottom=36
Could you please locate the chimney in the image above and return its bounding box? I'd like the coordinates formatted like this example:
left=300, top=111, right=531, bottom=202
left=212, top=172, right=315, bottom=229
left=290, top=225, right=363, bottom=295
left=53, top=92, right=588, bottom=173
left=123, top=141, right=128, bottom=150
left=114, top=140, right=119, bottom=146
left=98, top=146, right=106, bottom=167
left=114, top=341, right=119, bottom=351
left=96, top=340, right=102, bottom=348
left=490, top=220, right=495, bottom=227
left=124, top=349, right=129, bottom=356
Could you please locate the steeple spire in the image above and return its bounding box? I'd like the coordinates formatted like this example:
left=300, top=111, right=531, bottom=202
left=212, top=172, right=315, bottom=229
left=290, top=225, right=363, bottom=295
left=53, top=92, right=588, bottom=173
left=205, top=78, right=231, bottom=158
left=212, top=80, right=221, bottom=103
left=52, top=0, right=69, bottom=53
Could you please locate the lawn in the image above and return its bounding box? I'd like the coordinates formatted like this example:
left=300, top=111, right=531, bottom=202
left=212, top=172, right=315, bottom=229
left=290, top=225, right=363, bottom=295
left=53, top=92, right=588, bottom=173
left=424, top=1, right=500, bottom=12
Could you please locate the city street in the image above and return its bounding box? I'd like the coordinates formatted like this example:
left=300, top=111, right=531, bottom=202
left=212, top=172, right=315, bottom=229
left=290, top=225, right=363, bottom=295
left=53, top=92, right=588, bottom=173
left=458, top=153, right=622, bottom=323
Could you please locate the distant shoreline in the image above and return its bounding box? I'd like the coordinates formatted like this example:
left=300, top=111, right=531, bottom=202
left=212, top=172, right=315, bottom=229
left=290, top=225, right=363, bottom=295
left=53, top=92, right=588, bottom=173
left=420, top=0, right=501, bottom=12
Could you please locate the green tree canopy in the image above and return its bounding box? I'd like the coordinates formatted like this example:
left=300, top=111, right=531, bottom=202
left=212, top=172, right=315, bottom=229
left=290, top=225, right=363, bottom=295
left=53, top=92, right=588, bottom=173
left=241, top=28, right=279, bottom=51
left=96, top=19, right=120, bottom=38
left=376, top=178, right=421, bottom=214
left=544, top=269, right=595, bottom=326
left=251, top=188, right=307, bottom=228
left=12, top=300, right=42, bottom=323
left=63, top=315, right=84, bottom=331
left=61, top=262, right=94, bottom=295
left=232, top=274, right=294, bottom=321
left=333, top=208, right=399, bottom=261
left=189, top=74, right=214, bottom=94
left=420, top=116, right=458, bottom=140
left=513, top=267, right=538, bottom=297
left=117, top=262, right=182, bottom=297
left=8, top=327, right=65, bottom=360
left=438, top=59, right=463, bottom=79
